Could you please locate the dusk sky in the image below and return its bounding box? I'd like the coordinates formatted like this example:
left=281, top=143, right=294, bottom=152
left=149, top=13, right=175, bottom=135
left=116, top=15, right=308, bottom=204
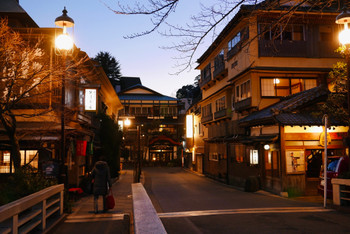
left=19, top=0, right=218, bottom=97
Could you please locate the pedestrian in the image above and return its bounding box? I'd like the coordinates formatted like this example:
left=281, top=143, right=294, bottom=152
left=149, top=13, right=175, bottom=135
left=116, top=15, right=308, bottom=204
left=91, top=155, right=112, bottom=214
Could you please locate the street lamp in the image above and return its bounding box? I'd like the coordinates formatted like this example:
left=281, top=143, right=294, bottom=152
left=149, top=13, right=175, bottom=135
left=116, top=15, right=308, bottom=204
left=123, top=118, right=142, bottom=183
left=55, top=7, right=74, bottom=185
left=336, top=6, right=350, bottom=154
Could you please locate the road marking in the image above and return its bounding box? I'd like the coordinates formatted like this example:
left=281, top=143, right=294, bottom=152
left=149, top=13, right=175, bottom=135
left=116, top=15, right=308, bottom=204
left=65, top=214, right=125, bottom=223
left=158, top=207, right=333, bottom=218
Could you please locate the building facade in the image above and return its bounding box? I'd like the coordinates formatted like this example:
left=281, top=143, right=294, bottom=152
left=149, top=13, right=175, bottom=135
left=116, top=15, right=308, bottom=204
left=194, top=0, right=347, bottom=195
left=117, top=77, right=183, bottom=165
left=0, top=1, right=123, bottom=187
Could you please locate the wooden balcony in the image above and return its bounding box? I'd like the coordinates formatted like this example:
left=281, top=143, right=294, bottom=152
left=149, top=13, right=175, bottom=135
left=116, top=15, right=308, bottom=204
left=213, top=61, right=228, bottom=81
left=201, top=114, right=213, bottom=124
left=234, top=97, right=254, bottom=112
left=199, top=74, right=212, bottom=89
left=214, top=108, right=230, bottom=120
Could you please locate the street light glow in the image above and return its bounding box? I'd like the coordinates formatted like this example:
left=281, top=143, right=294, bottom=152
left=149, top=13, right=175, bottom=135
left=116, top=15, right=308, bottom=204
left=339, top=23, right=350, bottom=45
left=124, top=118, right=131, bottom=127
left=55, top=33, right=73, bottom=50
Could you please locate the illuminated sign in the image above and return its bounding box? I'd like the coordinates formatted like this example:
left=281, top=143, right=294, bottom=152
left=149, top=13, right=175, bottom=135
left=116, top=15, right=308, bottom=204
left=186, top=115, right=193, bottom=138
left=85, top=88, right=97, bottom=111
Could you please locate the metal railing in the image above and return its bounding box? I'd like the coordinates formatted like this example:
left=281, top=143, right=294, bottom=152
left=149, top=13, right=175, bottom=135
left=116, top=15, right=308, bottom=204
left=0, top=184, right=64, bottom=234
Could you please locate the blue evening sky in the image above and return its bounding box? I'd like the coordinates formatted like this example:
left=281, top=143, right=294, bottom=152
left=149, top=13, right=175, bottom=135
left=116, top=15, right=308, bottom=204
left=20, top=0, right=219, bottom=97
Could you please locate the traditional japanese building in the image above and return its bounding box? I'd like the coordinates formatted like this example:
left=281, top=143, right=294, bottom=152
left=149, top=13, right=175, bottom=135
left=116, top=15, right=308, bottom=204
left=117, top=77, right=183, bottom=164
left=194, top=0, right=346, bottom=195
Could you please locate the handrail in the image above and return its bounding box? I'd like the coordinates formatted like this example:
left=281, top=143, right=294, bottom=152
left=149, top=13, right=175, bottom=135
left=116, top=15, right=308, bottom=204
left=132, top=183, right=166, bottom=234
left=332, top=178, right=350, bottom=206
left=0, top=184, right=64, bottom=234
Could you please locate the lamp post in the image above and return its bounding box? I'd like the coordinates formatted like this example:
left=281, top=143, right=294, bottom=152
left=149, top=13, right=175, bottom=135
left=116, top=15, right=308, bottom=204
left=123, top=118, right=142, bottom=183
left=55, top=7, right=74, bottom=185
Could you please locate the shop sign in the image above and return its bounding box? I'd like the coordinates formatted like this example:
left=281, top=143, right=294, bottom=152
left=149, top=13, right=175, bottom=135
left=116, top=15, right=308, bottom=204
left=319, top=132, right=331, bottom=146
left=84, top=88, right=97, bottom=111
left=76, top=140, right=87, bottom=156
left=286, top=150, right=305, bottom=174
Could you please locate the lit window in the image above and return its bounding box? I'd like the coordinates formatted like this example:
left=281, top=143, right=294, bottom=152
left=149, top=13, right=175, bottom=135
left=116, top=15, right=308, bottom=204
left=235, top=80, right=251, bottom=102
left=261, top=78, right=317, bottom=97
left=215, top=96, right=226, bottom=112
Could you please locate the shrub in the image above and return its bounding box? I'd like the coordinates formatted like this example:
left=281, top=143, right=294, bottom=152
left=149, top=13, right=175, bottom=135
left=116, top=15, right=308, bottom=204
left=0, top=166, right=57, bottom=205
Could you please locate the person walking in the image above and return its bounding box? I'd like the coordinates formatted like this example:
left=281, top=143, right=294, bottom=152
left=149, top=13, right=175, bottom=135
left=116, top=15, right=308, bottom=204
left=91, top=156, right=112, bottom=214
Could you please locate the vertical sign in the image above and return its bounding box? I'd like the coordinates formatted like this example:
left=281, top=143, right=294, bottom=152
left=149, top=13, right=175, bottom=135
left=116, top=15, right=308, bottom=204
left=186, top=115, right=193, bottom=138
left=85, top=88, right=97, bottom=111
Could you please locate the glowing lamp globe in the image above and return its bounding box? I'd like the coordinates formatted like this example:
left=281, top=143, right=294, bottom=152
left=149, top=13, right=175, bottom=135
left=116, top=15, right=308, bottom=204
left=55, top=33, right=73, bottom=50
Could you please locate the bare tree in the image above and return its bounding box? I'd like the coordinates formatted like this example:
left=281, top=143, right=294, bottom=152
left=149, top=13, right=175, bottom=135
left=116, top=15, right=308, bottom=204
left=0, top=19, right=86, bottom=171
left=104, top=0, right=343, bottom=73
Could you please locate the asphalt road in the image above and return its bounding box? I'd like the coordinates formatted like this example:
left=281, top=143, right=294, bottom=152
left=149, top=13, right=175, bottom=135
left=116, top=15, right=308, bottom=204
left=143, top=167, right=350, bottom=234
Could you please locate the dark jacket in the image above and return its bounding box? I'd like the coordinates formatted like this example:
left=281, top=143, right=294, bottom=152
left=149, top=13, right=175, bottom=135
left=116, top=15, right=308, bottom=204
left=91, top=161, right=112, bottom=195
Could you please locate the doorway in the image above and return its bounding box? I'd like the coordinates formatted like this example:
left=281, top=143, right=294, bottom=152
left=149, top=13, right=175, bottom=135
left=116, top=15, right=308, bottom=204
left=305, top=149, right=322, bottom=195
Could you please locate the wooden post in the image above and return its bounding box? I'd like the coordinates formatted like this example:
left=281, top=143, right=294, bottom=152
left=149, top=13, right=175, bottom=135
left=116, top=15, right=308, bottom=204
left=12, top=214, right=18, bottom=234
left=42, top=199, right=47, bottom=230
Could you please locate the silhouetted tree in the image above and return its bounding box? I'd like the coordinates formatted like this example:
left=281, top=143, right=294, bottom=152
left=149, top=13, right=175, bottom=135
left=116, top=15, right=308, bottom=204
left=104, top=0, right=343, bottom=73
left=93, top=51, right=122, bottom=86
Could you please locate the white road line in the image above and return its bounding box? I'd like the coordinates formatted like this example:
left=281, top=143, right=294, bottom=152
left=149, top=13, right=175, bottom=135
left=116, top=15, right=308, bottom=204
left=65, top=214, right=125, bottom=223
left=158, top=207, right=333, bottom=218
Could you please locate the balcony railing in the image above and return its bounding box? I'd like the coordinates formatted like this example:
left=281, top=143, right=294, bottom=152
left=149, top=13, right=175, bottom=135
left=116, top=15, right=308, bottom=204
left=234, top=97, right=252, bottom=112
left=202, top=114, right=213, bottom=123
left=199, top=74, right=212, bottom=88
left=213, top=59, right=227, bottom=80
left=214, top=109, right=229, bottom=119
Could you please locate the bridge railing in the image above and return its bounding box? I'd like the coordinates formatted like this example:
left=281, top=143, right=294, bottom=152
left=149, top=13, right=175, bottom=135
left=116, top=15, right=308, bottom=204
left=0, top=184, right=64, bottom=234
left=132, top=183, right=166, bottom=234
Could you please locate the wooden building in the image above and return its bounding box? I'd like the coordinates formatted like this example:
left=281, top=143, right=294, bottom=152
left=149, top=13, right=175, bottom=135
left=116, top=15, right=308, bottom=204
left=194, top=0, right=346, bottom=195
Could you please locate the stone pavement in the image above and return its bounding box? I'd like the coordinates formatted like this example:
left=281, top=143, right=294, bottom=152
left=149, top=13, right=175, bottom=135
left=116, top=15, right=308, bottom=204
left=48, top=169, right=134, bottom=234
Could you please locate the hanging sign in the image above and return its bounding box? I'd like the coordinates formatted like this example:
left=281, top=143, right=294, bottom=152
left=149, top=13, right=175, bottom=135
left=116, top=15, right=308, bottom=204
left=76, top=140, right=87, bottom=156
left=85, top=88, right=97, bottom=111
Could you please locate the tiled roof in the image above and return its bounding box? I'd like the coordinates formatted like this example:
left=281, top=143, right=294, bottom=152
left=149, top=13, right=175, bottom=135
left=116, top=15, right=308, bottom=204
left=239, top=85, right=330, bottom=127
left=118, top=94, right=178, bottom=102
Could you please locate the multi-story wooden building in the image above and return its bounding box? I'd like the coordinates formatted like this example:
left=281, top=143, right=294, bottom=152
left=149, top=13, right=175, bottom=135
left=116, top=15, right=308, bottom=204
left=0, top=1, right=123, bottom=187
left=117, top=77, right=182, bottom=164
left=195, top=0, right=347, bottom=195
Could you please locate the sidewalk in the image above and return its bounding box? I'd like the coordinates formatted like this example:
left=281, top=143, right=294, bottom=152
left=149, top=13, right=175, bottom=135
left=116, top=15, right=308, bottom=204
left=49, top=170, right=134, bottom=234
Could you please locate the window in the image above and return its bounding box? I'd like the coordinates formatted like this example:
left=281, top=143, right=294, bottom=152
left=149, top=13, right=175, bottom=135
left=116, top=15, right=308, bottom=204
left=215, top=96, right=226, bottom=112
left=201, top=63, right=211, bottom=81
left=227, top=26, right=249, bottom=58
left=319, top=25, right=334, bottom=42
left=259, top=24, right=305, bottom=41
left=261, top=78, right=317, bottom=97
left=228, top=32, right=241, bottom=51
left=202, top=104, right=212, bottom=117
left=214, top=50, right=225, bottom=71
left=235, top=80, right=251, bottom=102
left=209, top=152, right=219, bottom=161
left=0, top=150, right=38, bottom=173
left=235, top=144, right=246, bottom=163
left=265, top=150, right=280, bottom=177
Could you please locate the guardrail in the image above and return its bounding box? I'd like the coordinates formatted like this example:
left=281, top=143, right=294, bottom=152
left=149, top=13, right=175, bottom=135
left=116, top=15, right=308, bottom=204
left=0, top=184, right=64, bottom=234
left=132, top=183, right=166, bottom=234
left=332, top=178, right=350, bottom=206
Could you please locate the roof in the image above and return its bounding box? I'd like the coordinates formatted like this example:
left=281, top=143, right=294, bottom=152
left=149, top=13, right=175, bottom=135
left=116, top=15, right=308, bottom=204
left=118, top=94, right=178, bottom=102
left=0, top=0, right=26, bottom=13
left=196, top=0, right=341, bottom=65
left=0, top=0, right=39, bottom=28
left=119, top=77, right=142, bottom=91
left=118, top=83, right=179, bottom=102
left=239, top=85, right=331, bottom=127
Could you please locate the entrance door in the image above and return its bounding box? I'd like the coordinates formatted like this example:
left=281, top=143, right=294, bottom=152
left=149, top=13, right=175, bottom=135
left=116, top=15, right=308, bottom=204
left=305, top=149, right=322, bottom=195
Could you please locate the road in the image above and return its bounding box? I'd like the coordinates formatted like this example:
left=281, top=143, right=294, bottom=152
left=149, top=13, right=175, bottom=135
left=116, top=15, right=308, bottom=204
left=142, top=167, right=350, bottom=234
